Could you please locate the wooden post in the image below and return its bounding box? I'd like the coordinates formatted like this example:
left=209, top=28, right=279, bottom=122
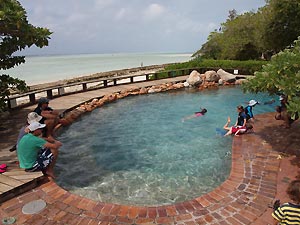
left=113, top=79, right=117, bottom=85
left=47, top=90, right=53, bottom=99
left=58, top=87, right=65, bottom=95
left=82, top=83, right=87, bottom=91
left=146, top=74, right=150, bottom=80
left=8, top=98, right=17, bottom=109
left=103, top=80, right=107, bottom=87
left=29, top=93, right=36, bottom=104
left=130, top=77, right=134, bottom=83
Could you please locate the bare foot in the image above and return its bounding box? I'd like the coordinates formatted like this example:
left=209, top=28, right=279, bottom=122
left=227, top=116, right=231, bottom=123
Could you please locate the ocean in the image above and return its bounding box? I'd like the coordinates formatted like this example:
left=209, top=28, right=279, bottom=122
left=4, top=53, right=191, bottom=85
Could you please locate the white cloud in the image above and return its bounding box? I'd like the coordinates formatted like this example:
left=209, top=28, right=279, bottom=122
left=94, top=0, right=115, bottom=10
left=115, top=8, right=126, bottom=20
left=18, top=0, right=266, bottom=55
left=114, top=7, right=135, bottom=22
left=207, top=22, right=218, bottom=32
left=143, top=3, right=165, bottom=21
left=66, top=13, right=87, bottom=24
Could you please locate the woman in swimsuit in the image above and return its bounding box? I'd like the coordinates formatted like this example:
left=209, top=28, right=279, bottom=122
left=182, top=108, right=207, bottom=122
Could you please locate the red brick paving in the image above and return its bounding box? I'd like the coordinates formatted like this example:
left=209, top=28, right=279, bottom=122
left=1, top=113, right=300, bottom=224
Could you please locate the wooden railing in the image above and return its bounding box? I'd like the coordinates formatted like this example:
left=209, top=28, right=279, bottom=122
left=5, top=67, right=246, bottom=109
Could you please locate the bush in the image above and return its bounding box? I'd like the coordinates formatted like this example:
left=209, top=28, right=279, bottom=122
left=163, top=58, right=267, bottom=75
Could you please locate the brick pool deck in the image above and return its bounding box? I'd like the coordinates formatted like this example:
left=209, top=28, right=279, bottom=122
left=1, top=78, right=300, bottom=224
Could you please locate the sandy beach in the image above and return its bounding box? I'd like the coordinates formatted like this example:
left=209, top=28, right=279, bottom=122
left=28, top=64, right=167, bottom=91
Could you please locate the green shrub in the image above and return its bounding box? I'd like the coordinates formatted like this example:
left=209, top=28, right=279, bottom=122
left=163, top=58, right=267, bottom=75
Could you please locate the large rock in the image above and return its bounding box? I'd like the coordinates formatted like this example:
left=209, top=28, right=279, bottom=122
left=235, top=79, right=248, bottom=85
left=217, top=69, right=236, bottom=83
left=139, top=87, right=148, bottom=94
left=186, top=70, right=202, bottom=87
left=183, top=81, right=190, bottom=87
left=205, top=70, right=220, bottom=82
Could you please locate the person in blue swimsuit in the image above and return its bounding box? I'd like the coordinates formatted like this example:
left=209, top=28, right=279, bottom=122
left=245, top=99, right=259, bottom=122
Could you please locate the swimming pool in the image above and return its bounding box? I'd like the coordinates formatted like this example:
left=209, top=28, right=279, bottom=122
left=55, top=86, right=276, bottom=206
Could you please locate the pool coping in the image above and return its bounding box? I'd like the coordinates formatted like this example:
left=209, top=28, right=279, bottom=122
left=12, top=113, right=279, bottom=224
left=1, top=77, right=292, bottom=224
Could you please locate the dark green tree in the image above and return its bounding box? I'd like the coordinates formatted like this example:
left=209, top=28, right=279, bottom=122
left=228, top=9, right=237, bottom=21
left=195, top=0, right=300, bottom=60
left=263, top=0, right=300, bottom=53
left=219, top=12, right=261, bottom=60
left=242, top=37, right=300, bottom=118
left=195, top=10, right=263, bottom=60
left=0, top=0, right=52, bottom=111
left=193, top=32, right=222, bottom=59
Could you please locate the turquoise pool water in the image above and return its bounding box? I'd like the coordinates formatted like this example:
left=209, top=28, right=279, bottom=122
left=55, top=86, right=276, bottom=206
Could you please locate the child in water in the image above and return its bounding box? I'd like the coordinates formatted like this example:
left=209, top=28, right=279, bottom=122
left=182, top=108, right=207, bottom=122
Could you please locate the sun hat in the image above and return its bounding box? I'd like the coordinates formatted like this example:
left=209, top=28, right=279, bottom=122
left=38, top=97, right=49, bottom=104
left=27, top=112, right=42, bottom=124
left=28, top=121, right=46, bottom=132
left=248, top=100, right=258, bottom=106
left=279, top=95, right=285, bottom=101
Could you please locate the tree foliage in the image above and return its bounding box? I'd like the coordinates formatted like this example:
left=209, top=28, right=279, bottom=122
left=263, top=0, right=300, bottom=53
left=195, top=0, right=300, bottom=60
left=242, top=37, right=300, bottom=117
left=0, top=0, right=51, bottom=111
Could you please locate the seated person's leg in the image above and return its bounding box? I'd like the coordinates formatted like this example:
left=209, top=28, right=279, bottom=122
left=45, top=147, right=59, bottom=178
left=275, top=106, right=282, bottom=120
left=25, top=148, right=54, bottom=173
left=45, top=119, right=56, bottom=137
left=275, top=113, right=282, bottom=120
left=281, top=111, right=291, bottom=128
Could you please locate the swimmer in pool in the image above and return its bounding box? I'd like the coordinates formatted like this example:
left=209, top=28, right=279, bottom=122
left=182, top=108, right=207, bottom=122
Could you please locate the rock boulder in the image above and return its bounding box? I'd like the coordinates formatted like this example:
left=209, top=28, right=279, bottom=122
left=186, top=70, right=202, bottom=87
left=205, top=70, right=220, bottom=82
left=217, top=69, right=236, bottom=83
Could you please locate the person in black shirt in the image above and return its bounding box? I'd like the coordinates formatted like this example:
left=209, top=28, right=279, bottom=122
left=33, top=97, right=62, bottom=137
left=235, top=105, right=247, bottom=127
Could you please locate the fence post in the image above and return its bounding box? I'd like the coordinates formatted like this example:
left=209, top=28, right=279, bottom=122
left=58, top=87, right=65, bottom=95
left=47, top=90, right=53, bottom=99
left=130, top=77, right=134, bottom=83
left=29, top=93, right=36, bottom=104
left=8, top=98, right=17, bottom=109
left=82, top=83, right=87, bottom=91
left=103, top=80, right=107, bottom=87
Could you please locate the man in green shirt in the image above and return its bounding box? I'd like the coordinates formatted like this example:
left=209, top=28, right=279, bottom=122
left=17, top=121, right=61, bottom=178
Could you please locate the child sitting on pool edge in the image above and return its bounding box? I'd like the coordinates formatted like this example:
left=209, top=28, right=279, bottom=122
left=182, top=108, right=207, bottom=122
left=223, top=117, right=253, bottom=136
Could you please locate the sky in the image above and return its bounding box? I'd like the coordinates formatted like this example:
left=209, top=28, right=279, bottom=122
left=19, top=0, right=266, bottom=55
